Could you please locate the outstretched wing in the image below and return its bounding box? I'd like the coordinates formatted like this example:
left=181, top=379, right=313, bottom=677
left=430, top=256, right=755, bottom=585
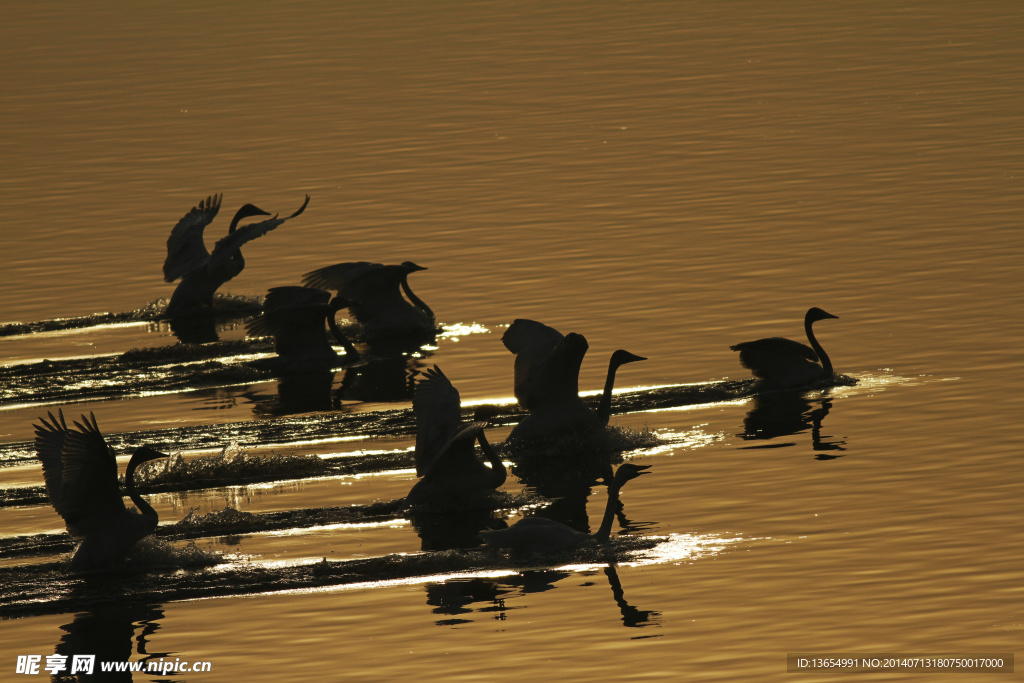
left=413, top=365, right=464, bottom=476
left=33, top=410, right=73, bottom=522
left=501, top=319, right=577, bottom=409
left=302, top=262, right=409, bottom=325
left=731, top=336, right=819, bottom=379
left=59, top=413, right=126, bottom=531
left=301, top=261, right=382, bottom=292
left=208, top=195, right=310, bottom=275
left=164, top=194, right=221, bottom=282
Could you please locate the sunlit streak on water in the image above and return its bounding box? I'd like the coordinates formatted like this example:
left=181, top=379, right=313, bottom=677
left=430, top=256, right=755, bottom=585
left=631, top=428, right=724, bottom=457
left=438, top=322, right=492, bottom=339
left=624, top=533, right=750, bottom=568
left=262, top=520, right=411, bottom=536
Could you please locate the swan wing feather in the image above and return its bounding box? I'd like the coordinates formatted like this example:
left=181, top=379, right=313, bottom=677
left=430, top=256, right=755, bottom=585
left=413, top=365, right=463, bottom=476
left=163, top=194, right=220, bottom=282
left=731, top=336, right=819, bottom=379
left=59, top=413, right=127, bottom=528
left=208, top=195, right=309, bottom=274
left=502, top=319, right=569, bottom=408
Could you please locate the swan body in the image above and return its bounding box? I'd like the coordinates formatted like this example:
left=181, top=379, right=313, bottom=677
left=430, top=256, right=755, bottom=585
left=731, top=307, right=839, bottom=390
left=301, top=261, right=435, bottom=341
left=502, top=319, right=645, bottom=442
left=163, top=194, right=310, bottom=316
left=407, top=366, right=506, bottom=508
left=246, top=286, right=358, bottom=373
left=33, top=410, right=168, bottom=571
left=480, top=463, right=650, bottom=554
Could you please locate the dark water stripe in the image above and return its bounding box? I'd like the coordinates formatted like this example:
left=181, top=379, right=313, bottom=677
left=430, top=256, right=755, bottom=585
left=0, top=536, right=659, bottom=618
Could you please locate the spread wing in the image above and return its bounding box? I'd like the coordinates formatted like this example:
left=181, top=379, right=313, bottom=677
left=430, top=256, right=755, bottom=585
left=413, top=365, right=463, bottom=476
left=33, top=410, right=72, bottom=521
left=163, top=194, right=220, bottom=282
left=731, top=336, right=819, bottom=379
left=302, top=262, right=408, bottom=324
left=502, top=319, right=583, bottom=409
left=301, top=261, right=382, bottom=292
left=208, top=195, right=310, bottom=274
left=59, top=413, right=126, bottom=532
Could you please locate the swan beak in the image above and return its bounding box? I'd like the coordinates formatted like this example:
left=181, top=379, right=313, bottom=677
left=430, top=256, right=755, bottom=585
left=403, top=262, right=428, bottom=272
left=634, top=464, right=652, bottom=475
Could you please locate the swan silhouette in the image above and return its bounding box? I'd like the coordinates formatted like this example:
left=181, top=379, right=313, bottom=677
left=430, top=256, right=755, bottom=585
left=502, top=319, right=646, bottom=442
left=246, top=286, right=359, bottom=372
left=407, top=366, right=506, bottom=507
left=480, top=463, right=650, bottom=554
left=33, top=410, right=168, bottom=571
left=163, top=193, right=310, bottom=316
left=301, top=261, right=435, bottom=341
left=731, top=307, right=840, bottom=390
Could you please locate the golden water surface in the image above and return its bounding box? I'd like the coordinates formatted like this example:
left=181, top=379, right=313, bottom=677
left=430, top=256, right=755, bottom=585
left=1, top=2, right=1022, bottom=681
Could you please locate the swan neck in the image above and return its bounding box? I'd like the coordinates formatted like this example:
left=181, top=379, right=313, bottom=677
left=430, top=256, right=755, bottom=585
left=400, top=275, right=434, bottom=322
left=125, top=457, right=158, bottom=524
left=805, top=316, right=833, bottom=375
left=594, top=480, right=623, bottom=542
left=596, top=357, right=620, bottom=426
left=476, top=431, right=506, bottom=487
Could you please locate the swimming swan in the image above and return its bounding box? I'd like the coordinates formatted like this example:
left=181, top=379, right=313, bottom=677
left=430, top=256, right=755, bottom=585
left=731, top=307, right=840, bottom=390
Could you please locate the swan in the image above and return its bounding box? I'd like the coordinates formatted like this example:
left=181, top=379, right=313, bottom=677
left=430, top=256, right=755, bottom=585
left=301, top=261, right=435, bottom=341
left=731, top=307, right=840, bottom=390
left=33, top=410, right=169, bottom=571
left=163, top=194, right=310, bottom=316
left=407, top=366, right=506, bottom=508
left=245, top=286, right=359, bottom=372
left=480, top=463, right=650, bottom=554
left=501, top=319, right=646, bottom=442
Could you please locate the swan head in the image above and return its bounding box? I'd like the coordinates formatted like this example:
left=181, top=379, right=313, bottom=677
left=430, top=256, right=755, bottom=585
left=610, top=349, right=647, bottom=368
left=613, top=462, right=651, bottom=485
left=128, top=445, right=169, bottom=468
left=806, top=307, right=839, bottom=324
left=229, top=203, right=272, bottom=232
left=400, top=261, right=428, bottom=273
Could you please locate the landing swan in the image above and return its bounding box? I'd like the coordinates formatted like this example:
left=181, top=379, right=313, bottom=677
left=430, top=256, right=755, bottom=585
left=34, top=410, right=168, bottom=571
left=407, top=366, right=506, bottom=508
left=163, top=194, right=309, bottom=316
left=301, top=261, right=435, bottom=341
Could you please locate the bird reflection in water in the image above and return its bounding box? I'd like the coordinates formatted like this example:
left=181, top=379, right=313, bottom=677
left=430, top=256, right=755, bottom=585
left=50, top=602, right=171, bottom=682
left=738, top=391, right=847, bottom=458
left=481, top=464, right=651, bottom=555
left=422, top=566, right=659, bottom=630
